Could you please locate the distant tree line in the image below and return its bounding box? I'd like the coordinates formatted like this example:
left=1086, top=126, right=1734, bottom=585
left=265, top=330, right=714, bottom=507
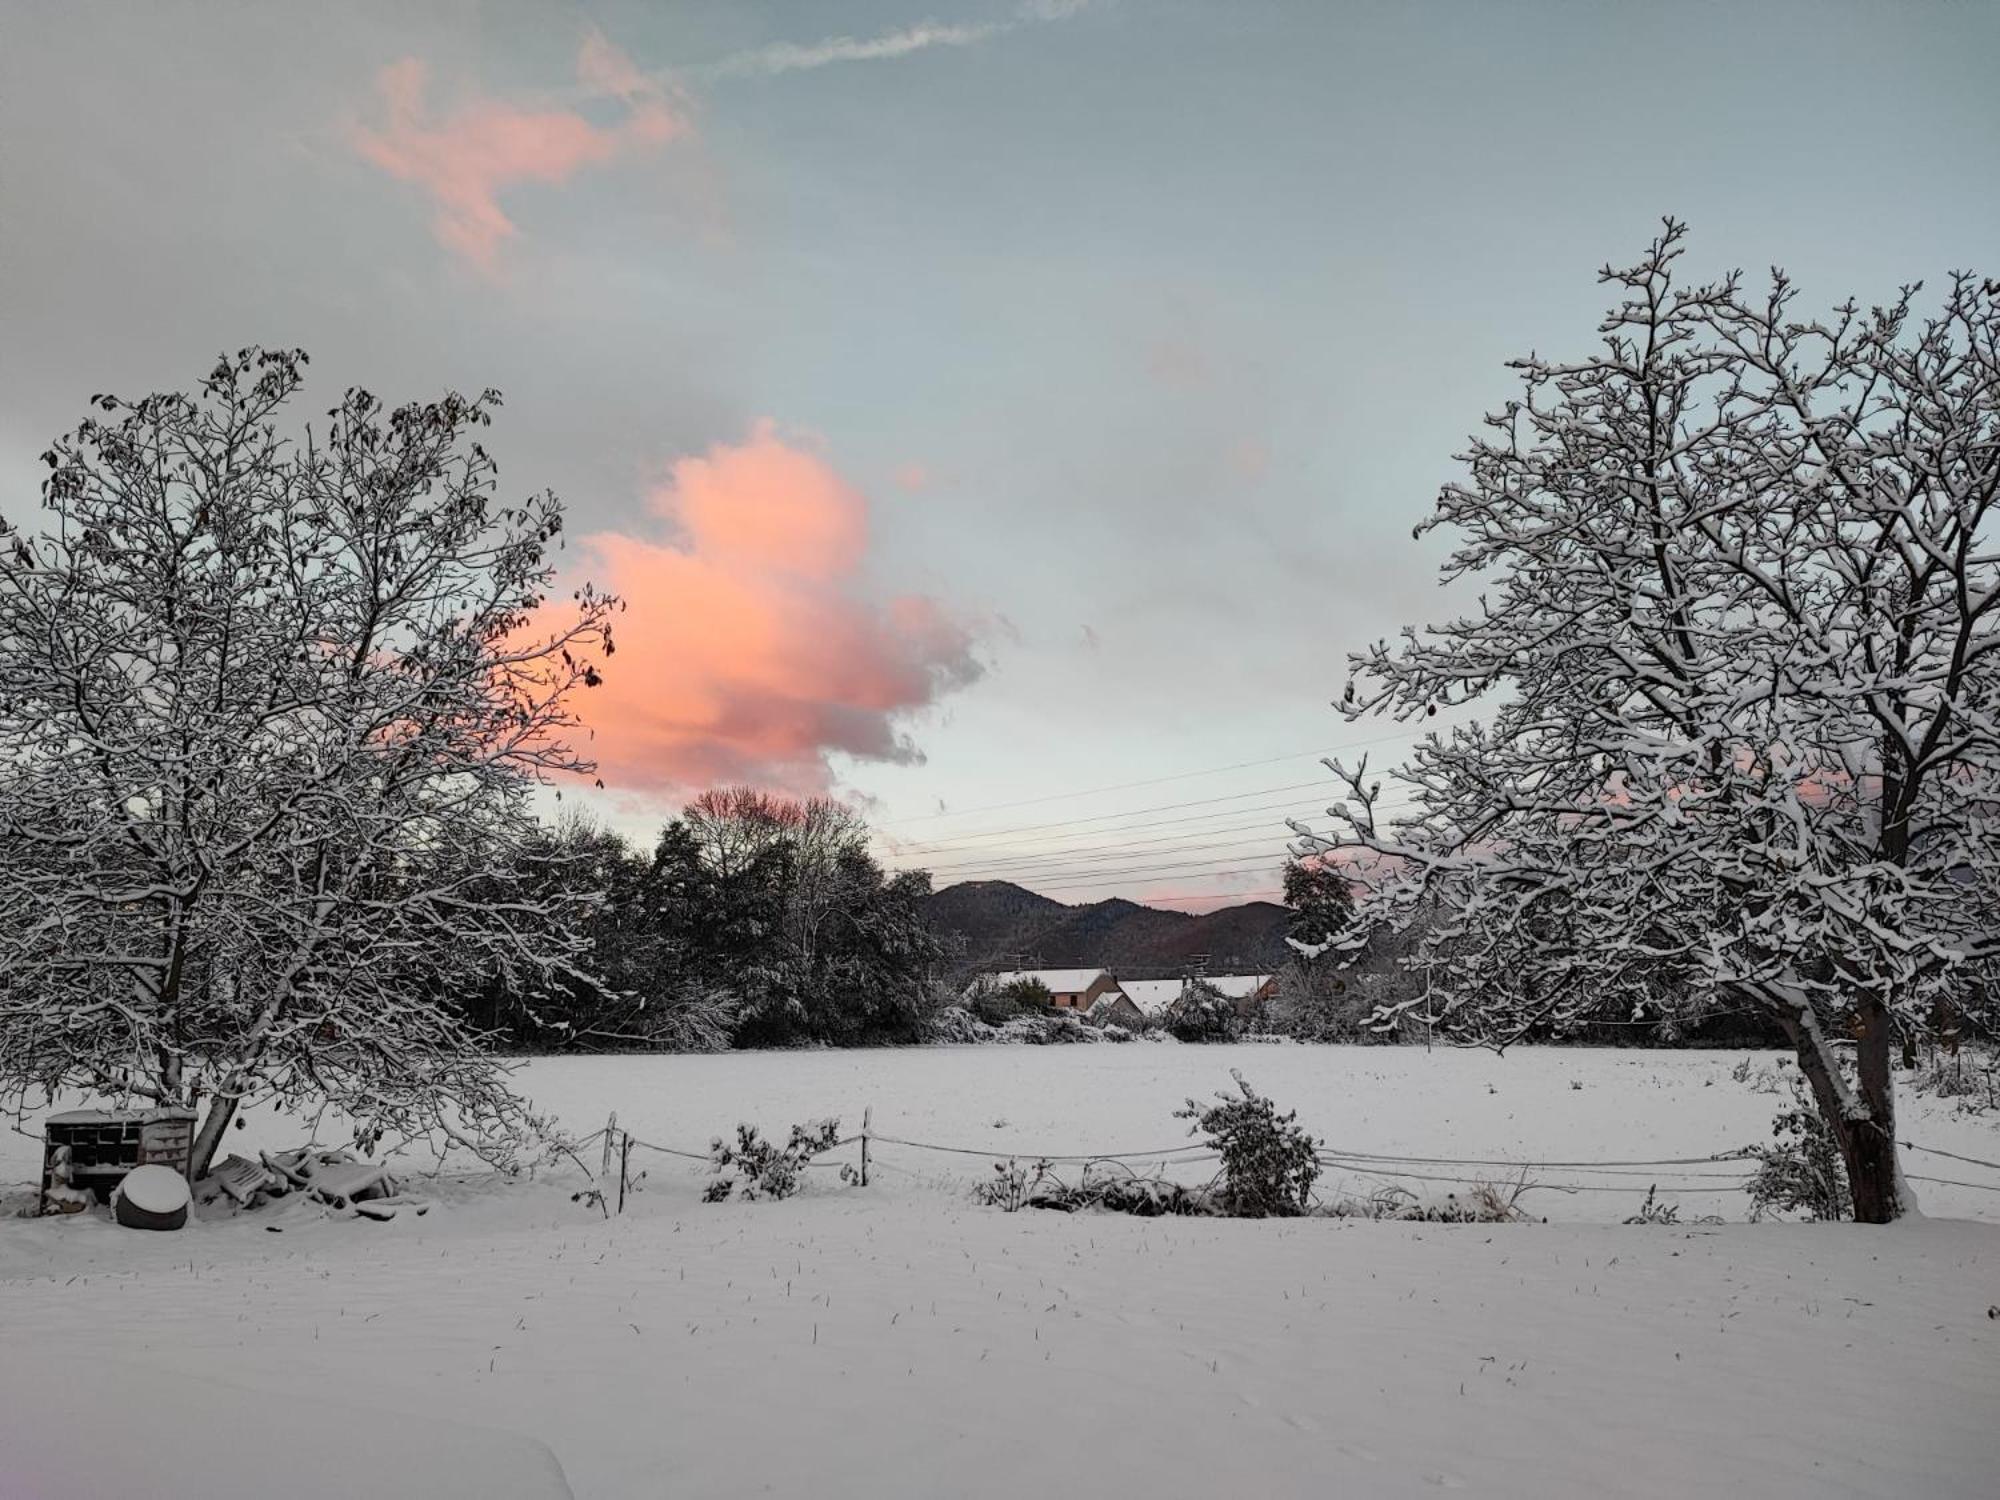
left=461, top=789, right=947, bottom=1052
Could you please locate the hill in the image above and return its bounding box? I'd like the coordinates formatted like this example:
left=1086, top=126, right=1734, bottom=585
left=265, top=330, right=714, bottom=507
left=924, top=880, right=1294, bottom=976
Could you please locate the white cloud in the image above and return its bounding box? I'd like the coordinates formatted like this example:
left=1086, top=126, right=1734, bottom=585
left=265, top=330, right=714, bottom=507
left=714, top=20, right=1003, bottom=78
left=707, top=2, right=1090, bottom=80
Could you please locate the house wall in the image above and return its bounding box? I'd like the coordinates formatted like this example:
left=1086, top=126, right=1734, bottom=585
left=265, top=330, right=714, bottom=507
left=1078, top=975, right=1125, bottom=1011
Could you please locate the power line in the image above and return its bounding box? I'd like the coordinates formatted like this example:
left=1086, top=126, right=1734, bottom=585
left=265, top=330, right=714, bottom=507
left=880, top=795, right=1353, bottom=859
left=881, top=727, right=1427, bottom=826
left=920, top=832, right=1297, bottom=880
left=1017, top=855, right=1294, bottom=893
left=875, top=776, right=1386, bottom=851
left=1168, top=888, right=1285, bottom=903
left=905, top=794, right=1418, bottom=871
left=897, top=813, right=1314, bottom=868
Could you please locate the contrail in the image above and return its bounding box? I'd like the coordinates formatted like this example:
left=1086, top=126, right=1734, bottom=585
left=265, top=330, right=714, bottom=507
left=704, top=1, right=1092, bottom=80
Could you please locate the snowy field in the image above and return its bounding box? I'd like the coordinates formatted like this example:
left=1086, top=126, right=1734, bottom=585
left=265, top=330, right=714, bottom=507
left=3, top=1046, right=1998, bottom=1498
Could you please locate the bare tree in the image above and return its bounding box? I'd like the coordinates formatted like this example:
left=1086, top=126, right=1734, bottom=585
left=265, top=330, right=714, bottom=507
left=0, top=349, right=614, bottom=1176
left=1299, top=225, right=2000, bottom=1222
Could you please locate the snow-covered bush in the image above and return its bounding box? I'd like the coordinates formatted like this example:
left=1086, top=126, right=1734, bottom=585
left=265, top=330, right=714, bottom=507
left=703, top=1119, right=848, bottom=1202
left=1059, top=1167, right=1204, bottom=1217
left=975, top=1158, right=1205, bottom=1216
left=995, top=1012, right=1103, bottom=1045
left=1322, top=1178, right=1539, bottom=1223
left=1623, top=1186, right=1683, bottom=1225
left=926, top=1005, right=998, bottom=1045
left=1909, top=1051, right=1996, bottom=1114
left=1163, top=981, right=1243, bottom=1044
left=1176, top=1070, right=1318, bottom=1217
left=974, top=1157, right=1052, bottom=1211
left=1747, top=1078, right=1849, bottom=1221
left=1730, top=1056, right=1788, bottom=1096
left=1265, top=961, right=1370, bottom=1041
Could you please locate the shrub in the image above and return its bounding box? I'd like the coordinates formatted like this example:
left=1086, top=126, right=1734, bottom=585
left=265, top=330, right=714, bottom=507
left=1265, top=961, right=1372, bottom=1042
left=1623, top=1185, right=1681, bottom=1225
left=975, top=1157, right=1207, bottom=1216
left=963, top=978, right=1045, bottom=1027
left=1320, top=1176, right=1541, bottom=1222
left=1176, top=1070, right=1318, bottom=1216
left=1730, top=1055, right=1787, bottom=1095
left=1909, top=1050, right=1996, bottom=1114
left=974, top=1157, right=1049, bottom=1211
left=927, top=1006, right=997, bottom=1045
left=1000, top=978, right=1055, bottom=1012
left=1747, top=1076, right=1849, bottom=1221
left=703, top=1119, right=848, bottom=1201
left=996, top=1012, right=1102, bottom=1045
left=967, top=989, right=1018, bottom=1026
left=1164, top=981, right=1243, bottom=1044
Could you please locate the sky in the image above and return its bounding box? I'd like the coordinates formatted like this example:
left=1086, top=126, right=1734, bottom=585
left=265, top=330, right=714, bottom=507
left=3, top=0, right=1996, bottom=908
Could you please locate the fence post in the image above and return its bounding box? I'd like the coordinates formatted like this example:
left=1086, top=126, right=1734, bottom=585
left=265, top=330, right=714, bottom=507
left=860, top=1106, right=871, bottom=1188
left=618, top=1133, right=632, bottom=1215
left=602, top=1112, right=617, bottom=1179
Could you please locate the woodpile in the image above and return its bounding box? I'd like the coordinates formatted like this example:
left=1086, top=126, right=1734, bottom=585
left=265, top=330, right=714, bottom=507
left=198, top=1147, right=431, bottom=1221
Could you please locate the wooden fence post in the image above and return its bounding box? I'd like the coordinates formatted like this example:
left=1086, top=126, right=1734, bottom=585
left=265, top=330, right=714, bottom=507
left=602, top=1112, right=617, bottom=1179
left=618, top=1133, right=632, bottom=1215
left=860, top=1106, right=871, bottom=1188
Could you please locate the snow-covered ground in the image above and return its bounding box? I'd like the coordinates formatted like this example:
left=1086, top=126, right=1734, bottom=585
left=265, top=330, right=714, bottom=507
left=3, top=1046, right=1997, bottom=1497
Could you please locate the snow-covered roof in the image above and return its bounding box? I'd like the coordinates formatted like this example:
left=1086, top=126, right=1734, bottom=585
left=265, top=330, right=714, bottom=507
left=46, top=1107, right=196, bottom=1126
left=978, top=968, right=1112, bottom=996
left=1121, top=974, right=1272, bottom=1016
left=1121, top=979, right=1185, bottom=1017
left=1202, top=974, right=1273, bottom=1000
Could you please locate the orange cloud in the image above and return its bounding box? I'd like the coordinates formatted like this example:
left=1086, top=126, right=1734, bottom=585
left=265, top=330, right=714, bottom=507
left=352, top=33, right=686, bottom=273
left=576, top=422, right=983, bottom=796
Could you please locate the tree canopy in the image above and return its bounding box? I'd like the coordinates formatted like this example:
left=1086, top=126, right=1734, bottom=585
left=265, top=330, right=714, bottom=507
left=0, top=350, right=612, bottom=1175
left=1302, top=225, right=2000, bottom=1221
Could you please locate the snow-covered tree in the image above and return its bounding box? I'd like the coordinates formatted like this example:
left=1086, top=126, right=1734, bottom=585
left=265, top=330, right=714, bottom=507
left=1298, top=225, right=2000, bottom=1222
left=0, top=350, right=614, bottom=1177
left=1282, top=856, right=1356, bottom=949
left=463, top=815, right=740, bottom=1054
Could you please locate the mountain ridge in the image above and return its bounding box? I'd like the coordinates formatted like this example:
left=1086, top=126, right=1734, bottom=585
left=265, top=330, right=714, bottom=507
left=924, top=879, right=1294, bottom=976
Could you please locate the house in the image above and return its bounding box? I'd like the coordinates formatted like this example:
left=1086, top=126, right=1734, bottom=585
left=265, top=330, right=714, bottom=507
left=970, top=968, right=1128, bottom=1013
left=1120, top=979, right=1187, bottom=1020
left=1203, top=974, right=1277, bottom=1017
left=1122, top=974, right=1277, bottom=1023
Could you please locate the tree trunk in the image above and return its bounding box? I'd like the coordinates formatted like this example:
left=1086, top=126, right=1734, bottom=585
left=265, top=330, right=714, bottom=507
left=1846, top=992, right=1905, bottom=1224
left=1842, top=1109, right=1901, bottom=1224
left=188, top=1089, right=243, bottom=1181
left=1778, top=992, right=1909, bottom=1224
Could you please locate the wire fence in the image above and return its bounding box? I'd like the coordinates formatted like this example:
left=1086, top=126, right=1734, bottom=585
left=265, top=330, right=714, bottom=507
left=12, top=1103, right=1995, bottom=1220
left=573, top=1111, right=2000, bottom=1213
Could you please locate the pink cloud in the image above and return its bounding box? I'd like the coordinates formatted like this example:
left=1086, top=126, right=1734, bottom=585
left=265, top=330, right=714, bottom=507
left=352, top=33, right=687, bottom=273
left=572, top=422, right=984, bottom=797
